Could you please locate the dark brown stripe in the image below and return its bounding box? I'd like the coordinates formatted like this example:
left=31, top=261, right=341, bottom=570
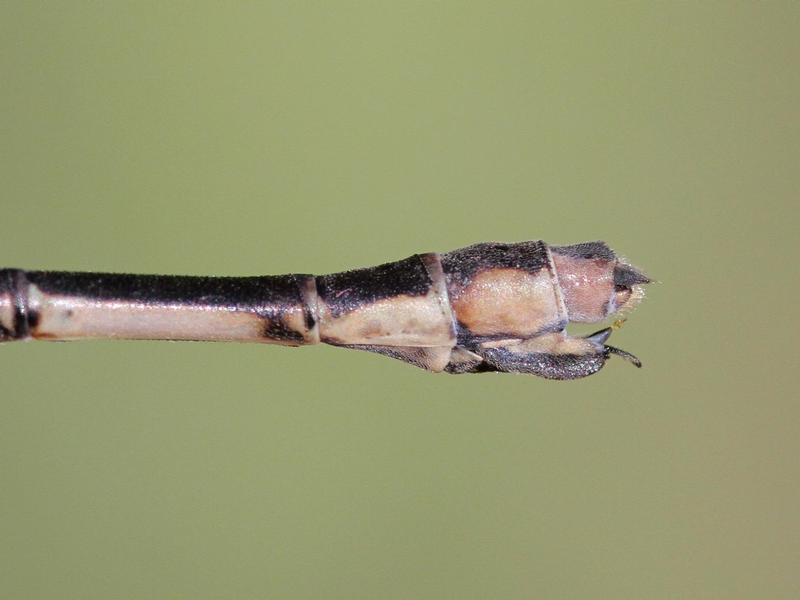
left=316, top=254, right=433, bottom=318
left=550, top=241, right=616, bottom=261
left=440, top=241, right=550, bottom=289
left=262, top=319, right=306, bottom=344
left=455, top=319, right=567, bottom=348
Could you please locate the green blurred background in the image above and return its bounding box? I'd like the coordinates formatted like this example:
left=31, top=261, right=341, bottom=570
left=1, top=2, right=797, bottom=598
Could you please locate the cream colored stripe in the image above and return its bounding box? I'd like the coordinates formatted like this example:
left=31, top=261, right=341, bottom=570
left=543, top=243, right=569, bottom=328
left=0, top=292, right=14, bottom=335
left=419, top=252, right=457, bottom=344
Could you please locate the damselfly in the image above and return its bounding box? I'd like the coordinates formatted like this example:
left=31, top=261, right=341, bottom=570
left=0, top=240, right=650, bottom=379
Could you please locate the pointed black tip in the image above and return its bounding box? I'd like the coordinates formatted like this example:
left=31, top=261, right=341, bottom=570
left=613, top=264, right=652, bottom=286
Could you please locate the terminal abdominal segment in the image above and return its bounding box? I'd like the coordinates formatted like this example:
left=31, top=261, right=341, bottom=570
left=0, top=241, right=651, bottom=379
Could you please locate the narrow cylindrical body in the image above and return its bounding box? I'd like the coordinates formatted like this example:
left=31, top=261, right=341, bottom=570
left=0, top=240, right=650, bottom=379
left=0, top=270, right=319, bottom=345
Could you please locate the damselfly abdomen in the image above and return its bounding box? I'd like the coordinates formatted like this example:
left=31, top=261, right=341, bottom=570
left=0, top=241, right=651, bottom=379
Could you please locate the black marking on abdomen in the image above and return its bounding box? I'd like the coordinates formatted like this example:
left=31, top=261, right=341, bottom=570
left=440, top=241, right=550, bottom=289
left=27, top=307, right=40, bottom=330
left=24, top=271, right=305, bottom=307
left=262, top=319, right=305, bottom=344
left=455, top=319, right=567, bottom=348
left=550, top=241, right=616, bottom=261
left=303, top=304, right=316, bottom=331
left=25, top=271, right=314, bottom=316
left=316, top=254, right=433, bottom=318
